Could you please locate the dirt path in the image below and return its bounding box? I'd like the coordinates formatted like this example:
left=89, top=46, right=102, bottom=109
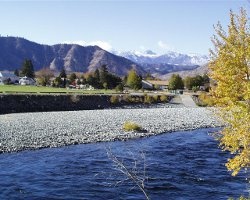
left=169, top=95, right=183, bottom=105
left=179, top=94, right=198, bottom=107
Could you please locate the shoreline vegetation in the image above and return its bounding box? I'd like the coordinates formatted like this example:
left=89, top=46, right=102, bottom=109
left=0, top=88, right=174, bottom=114
left=0, top=106, right=222, bottom=154
left=0, top=85, right=119, bottom=94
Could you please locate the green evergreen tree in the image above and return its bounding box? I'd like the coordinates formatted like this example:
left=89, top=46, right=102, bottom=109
left=127, top=69, right=142, bottom=90
left=59, top=68, right=67, bottom=87
left=184, top=76, right=193, bottom=90
left=123, top=75, right=128, bottom=85
left=80, top=74, right=86, bottom=84
left=193, top=75, right=204, bottom=87
left=99, top=65, right=108, bottom=85
left=20, top=59, right=35, bottom=78
left=69, top=73, right=77, bottom=84
left=145, top=72, right=154, bottom=80
left=168, top=74, right=184, bottom=90
left=115, top=83, right=124, bottom=92
left=14, top=69, right=19, bottom=77
left=59, top=68, right=67, bottom=78
left=202, top=74, right=210, bottom=84
left=106, top=73, right=122, bottom=89
left=184, top=75, right=208, bottom=90
left=93, top=69, right=101, bottom=88
left=94, top=69, right=100, bottom=81
left=86, top=74, right=96, bottom=87
left=54, top=77, right=62, bottom=87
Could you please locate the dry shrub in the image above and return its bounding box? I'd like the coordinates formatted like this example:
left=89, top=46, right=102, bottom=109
left=123, top=121, right=142, bottom=132
left=110, top=95, right=119, bottom=104
left=198, top=92, right=215, bottom=106
left=160, top=95, right=168, bottom=102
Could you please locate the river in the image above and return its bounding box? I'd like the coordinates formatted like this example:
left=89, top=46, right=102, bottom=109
left=0, top=128, right=248, bottom=199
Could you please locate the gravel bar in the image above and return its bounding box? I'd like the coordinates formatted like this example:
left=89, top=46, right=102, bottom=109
left=0, top=107, right=221, bottom=153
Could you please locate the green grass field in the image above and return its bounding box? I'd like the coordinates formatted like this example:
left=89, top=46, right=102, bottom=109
left=0, top=85, right=119, bottom=95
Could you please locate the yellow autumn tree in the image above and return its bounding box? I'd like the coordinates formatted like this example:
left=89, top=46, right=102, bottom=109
left=209, top=8, right=250, bottom=176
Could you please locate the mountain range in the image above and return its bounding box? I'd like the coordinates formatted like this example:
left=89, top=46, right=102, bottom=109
left=114, top=50, right=208, bottom=66
left=0, top=37, right=144, bottom=76
left=113, top=50, right=209, bottom=77
left=0, top=36, right=209, bottom=77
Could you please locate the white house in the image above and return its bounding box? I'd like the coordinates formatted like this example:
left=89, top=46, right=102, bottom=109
left=19, top=76, right=36, bottom=85
left=0, top=71, right=19, bottom=85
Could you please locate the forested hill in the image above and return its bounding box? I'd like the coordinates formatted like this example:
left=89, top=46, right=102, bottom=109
left=0, top=37, right=144, bottom=76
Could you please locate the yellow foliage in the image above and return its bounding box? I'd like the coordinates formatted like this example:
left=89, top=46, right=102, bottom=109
left=160, top=95, right=168, bottom=102
left=198, top=92, right=216, bottom=106
left=209, top=8, right=250, bottom=176
left=123, top=121, right=142, bottom=132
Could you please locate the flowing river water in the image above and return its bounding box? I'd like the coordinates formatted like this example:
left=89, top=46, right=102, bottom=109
left=0, top=128, right=248, bottom=199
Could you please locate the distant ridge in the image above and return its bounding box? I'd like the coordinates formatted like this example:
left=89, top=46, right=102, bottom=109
left=114, top=50, right=208, bottom=66
left=0, top=36, right=209, bottom=78
left=158, top=64, right=209, bottom=79
left=0, top=36, right=144, bottom=76
left=114, top=50, right=208, bottom=76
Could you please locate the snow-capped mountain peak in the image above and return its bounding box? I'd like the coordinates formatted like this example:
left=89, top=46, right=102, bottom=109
left=114, top=50, right=208, bottom=66
left=143, top=50, right=157, bottom=55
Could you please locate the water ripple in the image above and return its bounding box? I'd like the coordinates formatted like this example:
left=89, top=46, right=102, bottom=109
left=0, top=128, right=248, bottom=200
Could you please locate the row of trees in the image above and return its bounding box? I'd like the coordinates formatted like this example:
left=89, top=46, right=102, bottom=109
left=50, top=65, right=123, bottom=90
left=84, top=65, right=122, bottom=90
left=13, top=58, right=143, bottom=90
left=168, top=74, right=210, bottom=91
left=15, top=59, right=209, bottom=92
left=35, top=64, right=142, bottom=91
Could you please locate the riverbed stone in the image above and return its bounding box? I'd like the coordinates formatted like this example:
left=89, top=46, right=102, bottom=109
left=0, top=107, right=222, bottom=153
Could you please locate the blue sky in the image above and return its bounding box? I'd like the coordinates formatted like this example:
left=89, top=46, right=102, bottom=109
left=0, top=0, right=249, bottom=55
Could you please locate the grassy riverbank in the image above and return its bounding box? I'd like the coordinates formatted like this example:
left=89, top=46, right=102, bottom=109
left=0, top=85, right=118, bottom=94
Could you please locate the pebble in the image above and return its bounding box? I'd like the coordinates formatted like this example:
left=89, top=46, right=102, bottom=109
left=0, top=107, right=222, bottom=153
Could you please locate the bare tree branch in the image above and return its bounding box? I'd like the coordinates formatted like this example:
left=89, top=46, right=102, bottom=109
left=106, top=147, right=150, bottom=200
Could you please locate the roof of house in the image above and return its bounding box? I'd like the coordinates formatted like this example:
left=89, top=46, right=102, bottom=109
left=0, top=71, right=18, bottom=78
left=142, top=80, right=153, bottom=87
left=146, top=80, right=169, bottom=86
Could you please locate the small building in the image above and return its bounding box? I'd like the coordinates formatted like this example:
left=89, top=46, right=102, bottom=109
left=142, top=80, right=169, bottom=90
left=142, top=80, right=154, bottom=90
left=19, top=76, right=36, bottom=85
left=0, top=71, right=19, bottom=85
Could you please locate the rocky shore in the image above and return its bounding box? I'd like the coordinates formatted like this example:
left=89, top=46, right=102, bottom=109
left=0, top=107, right=221, bottom=153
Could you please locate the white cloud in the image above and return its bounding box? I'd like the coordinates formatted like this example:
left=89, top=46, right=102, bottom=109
left=139, top=45, right=146, bottom=51
left=157, top=40, right=169, bottom=50
left=62, top=40, right=112, bottom=51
